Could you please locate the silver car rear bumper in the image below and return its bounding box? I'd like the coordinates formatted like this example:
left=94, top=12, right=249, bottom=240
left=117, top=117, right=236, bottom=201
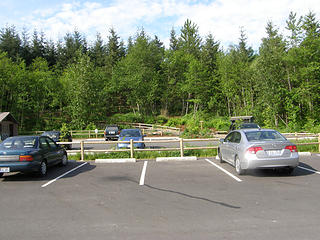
left=243, top=153, right=299, bottom=169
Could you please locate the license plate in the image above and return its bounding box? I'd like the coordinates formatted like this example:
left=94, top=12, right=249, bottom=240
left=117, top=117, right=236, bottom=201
left=0, top=167, right=10, bottom=173
left=267, top=150, right=281, bottom=156
left=109, top=131, right=115, bottom=134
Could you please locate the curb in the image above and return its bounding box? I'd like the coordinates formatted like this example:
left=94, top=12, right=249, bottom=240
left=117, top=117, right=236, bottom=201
left=298, top=152, right=312, bottom=156
left=95, top=158, right=136, bottom=163
left=156, top=156, right=197, bottom=162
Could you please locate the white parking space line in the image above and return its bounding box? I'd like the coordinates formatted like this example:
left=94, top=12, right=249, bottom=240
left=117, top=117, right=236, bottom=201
left=41, top=162, right=88, bottom=188
left=205, top=159, right=242, bottom=182
left=298, top=166, right=320, bottom=174
left=139, top=161, right=148, bottom=186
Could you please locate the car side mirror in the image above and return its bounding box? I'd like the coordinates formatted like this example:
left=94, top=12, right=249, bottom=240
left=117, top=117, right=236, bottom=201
left=220, top=138, right=225, bottom=143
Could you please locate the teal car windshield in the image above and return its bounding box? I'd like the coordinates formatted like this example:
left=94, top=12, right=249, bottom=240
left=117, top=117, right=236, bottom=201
left=0, top=136, right=37, bottom=149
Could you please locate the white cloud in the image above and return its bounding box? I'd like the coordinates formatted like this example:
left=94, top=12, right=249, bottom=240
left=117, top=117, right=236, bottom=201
left=16, top=0, right=320, bottom=49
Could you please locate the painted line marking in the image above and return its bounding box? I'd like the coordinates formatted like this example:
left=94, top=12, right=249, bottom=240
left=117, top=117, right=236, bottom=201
left=41, top=162, right=88, bottom=188
left=298, top=166, right=320, bottom=174
left=139, top=161, right=148, bottom=186
left=205, top=159, right=242, bottom=182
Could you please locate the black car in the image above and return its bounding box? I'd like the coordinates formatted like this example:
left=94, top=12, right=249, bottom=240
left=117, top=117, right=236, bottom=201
left=104, top=125, right=120, bottom=141
left=239, top=123, right=260, bottom=129
left=0, top=136, right=68, bottom=177
left=41, top=131, right=72, bottom=150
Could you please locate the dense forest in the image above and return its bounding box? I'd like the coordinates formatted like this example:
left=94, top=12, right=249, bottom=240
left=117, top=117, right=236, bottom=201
left=0, top=11, right=319, bottom=131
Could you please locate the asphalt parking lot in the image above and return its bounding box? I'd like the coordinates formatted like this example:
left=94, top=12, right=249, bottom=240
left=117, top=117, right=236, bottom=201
left=1, top=155, right=320, bottom=240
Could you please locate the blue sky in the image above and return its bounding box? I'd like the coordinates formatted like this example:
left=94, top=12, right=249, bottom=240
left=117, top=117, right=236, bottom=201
left=1, top=0, right=320, bottom=50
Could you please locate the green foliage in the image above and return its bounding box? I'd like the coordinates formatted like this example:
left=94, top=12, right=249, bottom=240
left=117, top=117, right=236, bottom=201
left=86, top=122, right=97, bottom=130
left=60, top=123, right=71, bottom=140
left=1, top=14, right=320, bottom=133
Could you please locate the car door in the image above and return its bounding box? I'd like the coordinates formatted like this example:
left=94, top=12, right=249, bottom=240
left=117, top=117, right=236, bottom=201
left=39, top=137, right=54, bottom=165
left=228, top=131, right=242, bottom=163
left=220, top=132, right=235, bottom=163
left=46, top=137, right=64, bottom=165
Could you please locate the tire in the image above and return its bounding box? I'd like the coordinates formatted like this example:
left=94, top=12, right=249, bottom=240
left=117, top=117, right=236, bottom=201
left=60, top=154, right=68, bottom=166
left=218, top=149, right=224, bottom=163
left=38, top=160, right=47, bottom=177
left=235, top=156, right=245, bottom=175
left=0, top=173, right=3, bottom=178
left=285, top=167, right=295, bottom=175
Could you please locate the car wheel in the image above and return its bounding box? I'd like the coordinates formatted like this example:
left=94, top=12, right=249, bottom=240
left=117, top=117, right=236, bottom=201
left=218, top=149, right=224, bottom=163
left=39, top=161, right=47, bottom=177
left=235, top=156, right=245, bottom=175
left=0, top=173, right=3, bottom=178
left=60, top=154, right=68, bottom=166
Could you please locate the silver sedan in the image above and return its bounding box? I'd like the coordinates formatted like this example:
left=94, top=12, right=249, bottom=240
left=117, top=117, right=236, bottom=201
left=218, top=129, right=299, bottom=175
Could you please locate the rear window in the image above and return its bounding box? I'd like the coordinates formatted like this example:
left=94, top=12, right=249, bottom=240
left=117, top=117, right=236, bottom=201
left=0, top=137, right=37, bottom=149
left=245, top=131, right=286, bottom=142
left=120, top=130, right=141, bottom=137
left=106, top=127, right=118, bottom=131
left=42, top=132, right=59, bottom=139
left=240, top=123, right=259, bottom=129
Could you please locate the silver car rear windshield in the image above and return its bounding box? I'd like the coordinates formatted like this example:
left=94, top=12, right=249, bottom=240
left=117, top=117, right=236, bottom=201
left=245, top=130, right=286, bottom=142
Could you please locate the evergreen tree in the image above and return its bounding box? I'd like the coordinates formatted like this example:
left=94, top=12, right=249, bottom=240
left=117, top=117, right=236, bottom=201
left=0, top=26, right=21, bottom=62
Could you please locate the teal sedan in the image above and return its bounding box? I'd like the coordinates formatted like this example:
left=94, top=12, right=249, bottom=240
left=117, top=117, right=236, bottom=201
left=0, top=136, right=68, bottom=177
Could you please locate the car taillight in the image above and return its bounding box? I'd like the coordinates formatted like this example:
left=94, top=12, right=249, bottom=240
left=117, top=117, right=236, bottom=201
left=19, top=155, right=34, bottom=161
left=247, top=146, right=263, bottom=154
left=285, top=145, right=298, bottom=152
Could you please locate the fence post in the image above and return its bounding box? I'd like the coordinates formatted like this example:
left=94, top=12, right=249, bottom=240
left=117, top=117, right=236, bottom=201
left=200, top=121, right=204, bottom=130
left=80, top=140, right=84, bottom=161
left=180, top=138, right=184, bottom=157
left=130, top=139, right=134, bottom=158
left=318, top=133, right=320, bottom=153
left=88, top=130, right=91, bottom=138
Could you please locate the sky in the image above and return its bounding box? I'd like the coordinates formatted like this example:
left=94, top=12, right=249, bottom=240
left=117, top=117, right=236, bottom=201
left=1, top=0, right=320, bottom=50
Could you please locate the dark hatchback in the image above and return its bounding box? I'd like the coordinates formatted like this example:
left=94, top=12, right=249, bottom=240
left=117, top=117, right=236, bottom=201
left=0, top=136, right=68, bottom=177
left=41, top=131, right=72, bottom=150
left=104, top=125, right=120, bottom=141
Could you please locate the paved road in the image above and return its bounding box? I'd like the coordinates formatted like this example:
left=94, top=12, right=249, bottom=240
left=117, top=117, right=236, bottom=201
left=1, top=155, right=320, bottom=240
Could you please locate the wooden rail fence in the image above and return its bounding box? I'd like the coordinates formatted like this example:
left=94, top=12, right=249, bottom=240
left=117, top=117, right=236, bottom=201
left=58, top=133, right=320, bottom=161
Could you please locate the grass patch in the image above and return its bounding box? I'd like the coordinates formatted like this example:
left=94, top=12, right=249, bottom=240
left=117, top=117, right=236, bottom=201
left=292, top=139, right=319, bottom=153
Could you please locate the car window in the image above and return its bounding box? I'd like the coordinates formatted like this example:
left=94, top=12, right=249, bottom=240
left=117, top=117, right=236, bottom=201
left=120, top=130, right=141, bottom=137
left=39, top=137, right=50, bottom=150
left=0, top=137, right=36, bottom=149
left=239, top=123, right=259, bottom=129
left=46, top=137, right=57, bottom=149
left=225, top=132, right=234, bottom=142
left=106, top=127, right=118, bottom=131
left=233, top=132, right=241, bottom=143
left=245, top=130, right=286, bottom=142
